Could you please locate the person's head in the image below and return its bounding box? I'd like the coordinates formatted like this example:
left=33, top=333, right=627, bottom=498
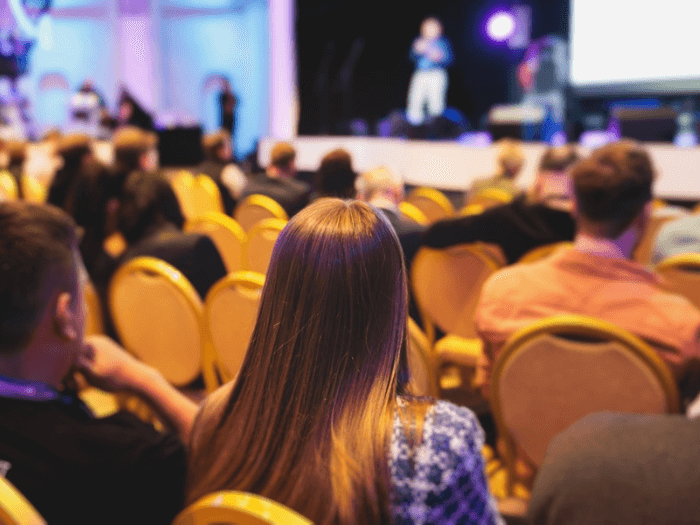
left=530, top=144, right=580, bottom=209
left=496, top=138, right=525, bottom=179
left=421, top=17, right=442, bottom=40
left=113, top=126, right=158, bottom=174
left=267, top=141, right=296, bottom=178
left=0, top=202, right=85, bottom=387
left=202, top=130, right=232, bottom=163
left=118, top=172, right=184, bottom=244
left=356, top=166, right=404, bottom=205
left=56, top=133, right=92, bottom=170
left=314, top=148, right=357, bottom=199
left=571, top=140, right=654, bottom=240
left=187, top=198, right=412, bottom=524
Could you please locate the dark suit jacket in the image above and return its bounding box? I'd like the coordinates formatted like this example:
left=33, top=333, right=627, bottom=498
left=241, top=174, right=310, bottom=217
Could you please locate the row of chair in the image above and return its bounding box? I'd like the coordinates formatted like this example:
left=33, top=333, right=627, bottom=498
left=0, top=171, right=47, bottom=203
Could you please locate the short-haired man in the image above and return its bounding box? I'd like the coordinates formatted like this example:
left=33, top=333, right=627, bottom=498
left=0, top=201, right=197, bottom=524
left=113, top=125, right=159, bottom=176
left=475, top=141, right=700, bottom=400
left=240, top=141, right=310, bottom=217
left=199, top=130, right=247, bottom=214
left=423, top=144, right=578, bottom=264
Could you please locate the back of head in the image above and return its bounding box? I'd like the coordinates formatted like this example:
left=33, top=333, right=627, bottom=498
left=314, top=148, right=356, bottom=199
left=113, top=126, right=157, bottom=174
left=188, top=198, right=409, bottom=524
left=118, top=172, right=183, bottom=244
left=0, top=202, right=77, bottom=355
left=531, top=145, right=580, bottom=207
left=356, top=166, right=403, bottom=203
left=572, top=140, right=654, bottom=238
left=269, top=141, right=296, bottom=172
left=202, top=130, right=231, bottom=161
left=497, top=138, right=525, bottom=178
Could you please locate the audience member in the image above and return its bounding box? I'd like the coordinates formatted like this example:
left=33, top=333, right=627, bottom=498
left=652, top=213, right=700, bottom=264
left=528, top=411, right=700, bottom=525
left=241, top=141, right=310, bottom=216
left=199, top=130, right=247, bottom=214
left=186, top=199, right=503, bottom=525
left=46, top=133, right=94, bottom=211
left=423, top=145, right=578, bottom=263
left=466, top=138, right=525, bottom=201
left=113, top=125, right=159, bottom=177
left=476, top=141, right=700, bottom=400
left=4, top=140, right=26, bottom=197
left=313, top=148, right=357, bottom=199
left=0, top=201, right=196, bottom=525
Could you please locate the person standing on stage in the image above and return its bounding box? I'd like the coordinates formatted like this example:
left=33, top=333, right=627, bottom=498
left=406, top=17, right=453, bottom=126
left=219, top=79, right=237, bottom=137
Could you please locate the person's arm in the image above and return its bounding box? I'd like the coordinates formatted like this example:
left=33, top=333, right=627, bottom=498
left=76, top=335, right=198, bottom=443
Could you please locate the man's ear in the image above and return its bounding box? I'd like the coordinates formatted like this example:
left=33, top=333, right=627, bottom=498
left=53, top=292, right=78, bottom=341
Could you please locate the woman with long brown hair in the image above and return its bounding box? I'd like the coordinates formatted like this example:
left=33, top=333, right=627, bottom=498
left=187, top=198, right=502, bottom=524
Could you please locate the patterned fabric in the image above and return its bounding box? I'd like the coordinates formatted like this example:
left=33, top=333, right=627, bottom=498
left=390, top=399, right=504, bottom=525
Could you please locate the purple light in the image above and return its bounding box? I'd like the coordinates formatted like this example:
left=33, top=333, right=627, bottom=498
left=486, top=11, right=516, bottom=42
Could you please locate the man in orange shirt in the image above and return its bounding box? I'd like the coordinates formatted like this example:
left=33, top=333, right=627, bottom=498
left=476, top=140, right=700, bottom=402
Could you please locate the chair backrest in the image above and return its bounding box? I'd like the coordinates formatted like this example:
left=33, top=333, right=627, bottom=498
left=21, top=176, right=47, bottom=203
left=407, top=318, right=439, bottom=397
left=244, top=218, right=287, bottom=275
left=404, top=187, right=455, bottom=223
left=202, top=271, right=265, bottom=392
left=109, top=257, right=204, bottom=386
left=0, top=477, right=46, bottom=525
left=517, top=242, right=573, bottom=264
left=490, top=315, right=679, bottom=493
left=173, top=491, right=312, bottom=525
left=185, top=213, right=247, bottom=273
left=397, top=201, right=429, bottom=226
left=171, top=171, right=225, bottom=220
left=411, top=244, right=501, bottom=343
left=234, top=194, right=288, bottom=232
left=0, top=171, right=18, bottom=201
left=83, top=280, right=104, bottom=336
left=656, top=253, right=700, bottom=311
left=465, top=187, right=514, bottom=209
left=633, top=209, right=686, bottom=264
left=459, top=203, right=486, bottom=216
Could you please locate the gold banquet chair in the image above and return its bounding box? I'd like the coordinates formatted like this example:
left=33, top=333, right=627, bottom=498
left=185, top=212, right=247, bottom=273
left=465, top=187, right=514, bottom=209
left=490, top=314, right=679, bottom=497
left=404, top=187, right=455, bottom=223
left=234, top=194, right=288, bottom=232
left=244, top=218, right=287, bottom=275
left=83, top=280, right=105, bottom=336
left=171, top=171, right=225, bottom=220
left=0, top=171, right=18, bottom=201
left=21, top=176, right=47, bottom=203
left=0, top=477, right=46, bottom=525
left=407, top=318, right=439, bottom=397
left=173, top=491, right=312, bottom=525
left=411, top=244, right=502, bottom=392
left=656, top=253, right=700, bottom=311
left=517, top=242, right=573, bottom=264
left=633, top=208, right=686, bottom=265
left=202, top=271, right=265, bottom=392
left=109, top=257, right=204, bottom=387
left=398, top=201, right=429, bottom=226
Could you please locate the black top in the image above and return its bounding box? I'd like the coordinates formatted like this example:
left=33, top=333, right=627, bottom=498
left=241, top=174, right=311, bottom=218
left=0, top=395, right=186, bottom=525
left=422, top=196, right=576, bottom=264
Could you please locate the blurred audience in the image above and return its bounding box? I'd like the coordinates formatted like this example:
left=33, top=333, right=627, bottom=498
left=476, top=141, right=700, bottom=401
left=423, top=145, right=578, bottom=263
left=186, top=199, right=503, bottom=525
left=313, top=148, right=357, bottom=199
left=113, top=126, right=159, bottom=178
left=0, top=201, right=195, bottom=525
left=466, top=138, right=525, bottom=201
left=241, top=141, right=310, bottom=217
left=199, top=130, right=247, bottom=214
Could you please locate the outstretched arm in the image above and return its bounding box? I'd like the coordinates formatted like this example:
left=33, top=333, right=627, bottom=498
left=76, top=335, right=198, bottom=443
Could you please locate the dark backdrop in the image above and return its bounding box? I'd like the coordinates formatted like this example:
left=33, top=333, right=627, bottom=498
left=296, top=0, right=569, bottom=135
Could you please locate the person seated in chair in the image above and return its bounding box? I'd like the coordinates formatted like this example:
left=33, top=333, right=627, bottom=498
left=475, top=141, right=700, bottom=401
left=0, top=201, right=197, bottom=525
left=465, top=139, right=525, bottom=203
left=198, top=130, right=247, bottom=215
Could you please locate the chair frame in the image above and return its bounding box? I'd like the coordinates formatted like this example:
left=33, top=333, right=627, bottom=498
left=656, top=252, right=700, bottom=273
left=397, top=201, right=429, bottom=226
left=407, top=318, right=440, bottom=397
left=244, top=218, right=287, bottom=273
left=490, top=314, right=680, bottom=496
left=466, top=187, right=514, bottom=208
left=185, top=212, right=247, bottom=272
left=0, top=477, right=46, bottom=525
left=405, top=187, right=455, bottom=220
left=234, top=194, right=288, bottom=231
left=194, top=173, right=225, bottom=214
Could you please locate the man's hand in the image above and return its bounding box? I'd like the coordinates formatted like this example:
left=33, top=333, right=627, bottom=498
left=75, top=335, right=151, bottom=393
left=414, top=38, right=428, bottom=54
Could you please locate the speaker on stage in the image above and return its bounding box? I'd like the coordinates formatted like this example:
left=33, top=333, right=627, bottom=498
left=610, top=107, right=678, bottom=143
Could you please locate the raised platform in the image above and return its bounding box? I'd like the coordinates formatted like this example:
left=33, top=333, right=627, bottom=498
left=259, top=137, right=700, bottom=201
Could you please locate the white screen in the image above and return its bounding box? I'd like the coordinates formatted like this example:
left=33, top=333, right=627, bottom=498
left=570, top=0, right=700, bottom=94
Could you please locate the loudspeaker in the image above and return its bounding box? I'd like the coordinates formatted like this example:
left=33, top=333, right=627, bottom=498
left=612, top=107, right=678, bottom=143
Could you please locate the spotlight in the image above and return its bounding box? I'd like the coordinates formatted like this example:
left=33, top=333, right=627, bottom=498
left=486, top=11, right=516, bottom=42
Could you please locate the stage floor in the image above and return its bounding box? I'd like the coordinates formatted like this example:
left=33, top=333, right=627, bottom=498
left=259, top=136, right=700, bottom=201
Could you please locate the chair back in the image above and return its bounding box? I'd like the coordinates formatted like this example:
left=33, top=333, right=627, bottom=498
left=0, top=477, right=46, bottom=525
left=202, top=272, right=264, bottom=391
left=245, top=218, right=287, bottom=274
left=171, top=172, right=225, bottom=220
left=234, top=194, right=288, bottom=232
left=398, top=201, right=429, bottom=226
left=459, top=203, right=485, bottom=216
left=404, top=187, right=454, bottom=223
left=407, top=318, right=439, bottom=397
left=517, top=242, right=573, bottom=264
left=173, top=491, right=312, bottom=525
left=109, top=257, right=204, bottom=386
left=465, top=187, right=514, bottom=209
left=656, top=253, right=700, bottom=311
left=633, top=209, right=686, bottom=264
left=0, top=171, right=18, bottom=201
left=491, top=315, right=679, bottom=494
left=83, top=280, right=104, bottom=336
left=21, top=176, right=47, bottom=203
left=411, top=244, right=501, bottom=343
left=185, top=213, right=247, bottom=273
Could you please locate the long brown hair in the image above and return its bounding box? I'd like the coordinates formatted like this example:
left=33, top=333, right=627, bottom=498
left=188, top=198, right=415, bottom=524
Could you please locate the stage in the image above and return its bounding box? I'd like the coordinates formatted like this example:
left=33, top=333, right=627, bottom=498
left=259, top=137, right=700, bottom=202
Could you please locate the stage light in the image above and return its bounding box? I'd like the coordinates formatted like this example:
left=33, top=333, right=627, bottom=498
left=486, top=11, right=516, bottom=42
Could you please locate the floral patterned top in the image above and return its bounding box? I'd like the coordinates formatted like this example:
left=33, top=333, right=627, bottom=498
left=390, top=399, right=504, bottom=525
